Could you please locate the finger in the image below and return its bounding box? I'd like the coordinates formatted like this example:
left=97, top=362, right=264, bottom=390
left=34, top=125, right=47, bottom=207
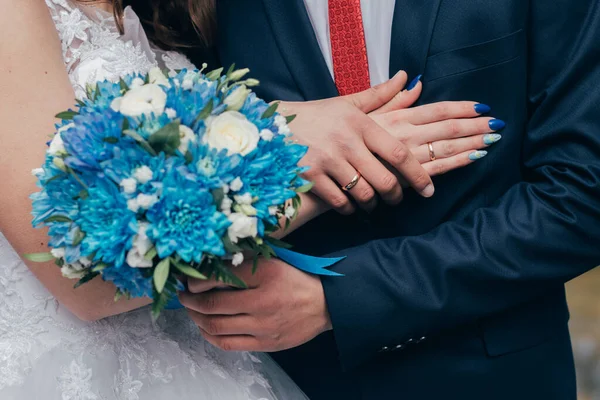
left=348, top=150, right=403, bottom=206
left=412, top=133, right=502, bottom=163
left=417, top=117, right=504, bottom=144
left=364, top=132, right=435, bottom=198
left=179, top=289, right=259, bottom=315
left=370, top=76, right=422, bottom=115
left=310, top=175, right=356, bottom=215
left=393, top=101, right=488, bottom=126
left=327, top=160, right=380, bottom=212
left=187, top=278, right=230, bottom=294
left=199, top=327, right=263, bottom=352
left=423, top=149, right=488, bottom=177
left=343, top=70, right=408, bottom=113
left=188, top=310, right=262, bottom=336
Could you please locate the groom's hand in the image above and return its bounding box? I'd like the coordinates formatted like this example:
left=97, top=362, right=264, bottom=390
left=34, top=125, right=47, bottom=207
left=179, top=259, right=331, bottom=352
left=281, top=71, right=434, bottom=215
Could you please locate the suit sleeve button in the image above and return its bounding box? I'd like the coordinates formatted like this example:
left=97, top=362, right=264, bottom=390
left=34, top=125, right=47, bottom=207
left=395, top=344, right=405, bottom=350
left=379, top=346, right=390, bottom=352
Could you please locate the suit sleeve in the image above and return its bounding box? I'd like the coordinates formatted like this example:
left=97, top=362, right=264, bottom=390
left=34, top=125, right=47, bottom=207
left=321, top=0, right=600, bottom=371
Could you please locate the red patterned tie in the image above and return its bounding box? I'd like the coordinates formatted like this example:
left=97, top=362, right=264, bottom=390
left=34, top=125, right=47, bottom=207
left=329, top=0, right=370, bottom=95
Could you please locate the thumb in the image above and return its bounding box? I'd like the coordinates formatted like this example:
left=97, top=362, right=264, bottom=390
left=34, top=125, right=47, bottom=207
left=342, top=70, right=408, bottom=113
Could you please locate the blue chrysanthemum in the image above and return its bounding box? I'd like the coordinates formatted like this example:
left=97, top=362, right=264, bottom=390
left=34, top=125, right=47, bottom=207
left=75, top=180, right=138, bottom=267
left=146, top=169, right=230, bottom=263
left=101, top=265, right=154, bottom=298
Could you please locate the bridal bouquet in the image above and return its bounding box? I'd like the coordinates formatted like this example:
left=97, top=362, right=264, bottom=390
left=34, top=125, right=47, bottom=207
left=27, top=65, right=311, bottom=317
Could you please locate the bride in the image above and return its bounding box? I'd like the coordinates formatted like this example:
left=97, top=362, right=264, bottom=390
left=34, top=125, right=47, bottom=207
left=0, top=0, right=499, bottom=398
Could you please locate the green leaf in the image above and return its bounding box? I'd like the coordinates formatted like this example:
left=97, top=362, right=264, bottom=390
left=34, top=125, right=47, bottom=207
left=205, top=67, right=224, bottom=81
left=23, top=252, right=55, bottom=263
left=122, top=118, right=130, bottom=131
left=266, top=236, right=293, bottom=249
left=44, top=215, right=72, bottom=224
left=194, top=99, right=214, bottom=124
left=261, top=102, right=279, bottom=119
left=295, top=182, right=314, bottom=193
left=153, top=258, right=170, bottom=293
left=225, top=63, right=236, bottom=79
left=74, top=271, right=100, bottom=288
left=151, top=289, right=170, bottom=321
left=209, top=259, right=247, bottom=289
left=252, top=253, right=259, bottom=274
left=73, top=229, right=86, bottom=246
left=78, top=189, right=89, bottom=200
left=119, top=78, right=129, bottom=92
left=148, top=121, right=181, bottom=156
left=55, top=258, right=65, bottom=267
left=114, top=290, right=124, bottom=302
left=222, top=235, right=243, bottom=253
left=285, top=114, right=297, bottom=124
left=76, top=100, right=86, bottom=108
left=103, top=137, right=119, bottom=144
left=92, top=263, right=107, bottom=273
left=55, top=111, right=78, bottom=120
left=184, top=150, right=193, bottom=164
left=173, top=262, right=207, bottom=280
left=144, top=247, right=157, bottom=261
left=123, top=130, right=157, bottom=155
left=211, top=187, right=225, bottom=208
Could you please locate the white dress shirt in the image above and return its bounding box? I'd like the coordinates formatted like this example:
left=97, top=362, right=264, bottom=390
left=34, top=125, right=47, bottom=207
left=303, top=0, right=396, bottom=87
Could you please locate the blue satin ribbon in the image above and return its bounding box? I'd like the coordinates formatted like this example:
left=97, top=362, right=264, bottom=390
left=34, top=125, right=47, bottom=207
left=165, top=247, right=344, bottom=310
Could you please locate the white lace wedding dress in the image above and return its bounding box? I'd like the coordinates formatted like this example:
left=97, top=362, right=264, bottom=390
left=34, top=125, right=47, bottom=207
left=0, top=2, right=308, bottom=399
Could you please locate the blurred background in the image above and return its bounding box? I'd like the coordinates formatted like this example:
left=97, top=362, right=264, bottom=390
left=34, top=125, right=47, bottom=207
left=567, top=268, right=600, bottom=400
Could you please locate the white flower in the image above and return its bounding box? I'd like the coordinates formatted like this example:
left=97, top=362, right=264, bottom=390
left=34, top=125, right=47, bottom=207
left=220, top=196, right=233, bottom=216
left=178, top=125, right=196, bottom=154
left=118, top=84, right=167, bottom=118
left=136, top=193, right=158, bottom=210
left=165, top=108, right=177, bottom=119
left=228, top=68, right=250, bottom=81
left=148, top=67, right=170, bottom=87
left=48, top=124, right=72, bottom=156
left=234, top=193, right=253, bottom=205
left=227, top=213, right=258, bottom=243
left=285, top=205, right=295, bottom=219
left=232, top=252, right=244, bottom=267
left=130, top=77, right=145, bottom=89
left=222, top=184, right=230, bottom=194
left=110, top=97, right=123, bottom=112
left=31, top=168, right=44, bottom=177
left=229, top=177, right=244, bottom=192
left=127, top=198, right=140, bottom=213
left=274, top=115, right=287, bottom=127
left=182, top=79, right=194, bottom=90
left=60, top=259, right=89, bottom=280
left=119, top=178, right=137, bottom=194
left=224, top=85, right=251, bottom=111
left=51, top=247, right=66, bottom=259
left=126, top=223, right=153, bottom=268
left=204, top=111, right=260, bottom=156
left=268, top=206, right=279, bottom=216
left=259, top=129, right=274, bottom=142
left=133, top=166, right=153, bottom=184
left=278, top=125, right=291, bottom=135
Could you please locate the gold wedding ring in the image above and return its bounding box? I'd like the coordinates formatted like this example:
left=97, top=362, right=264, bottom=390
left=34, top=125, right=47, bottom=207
left=342, top=172, right=362, bottom=191
left=427, top=142, right=436, bottom=161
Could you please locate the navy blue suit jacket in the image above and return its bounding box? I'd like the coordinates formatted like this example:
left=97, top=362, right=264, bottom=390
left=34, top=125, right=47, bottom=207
left=198, top=1, right=600, bottom=398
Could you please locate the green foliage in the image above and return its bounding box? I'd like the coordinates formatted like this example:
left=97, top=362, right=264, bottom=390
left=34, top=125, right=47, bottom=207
left=261, top=102, right=279, bottom=119
left=55, top=110, right=78, bottom=120
left=153, top=258, right=170, bottom=293
left=74, top=271, right=100, bottom=288
left=148, top=120, right=181, bottom=156
left=44, top=215, right=72, bottom=223
left=23, top=252, right=55, bottom=263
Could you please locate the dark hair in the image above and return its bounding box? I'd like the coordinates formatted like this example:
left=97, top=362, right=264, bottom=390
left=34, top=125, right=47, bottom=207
left=85, top=0, right=216, bottom=50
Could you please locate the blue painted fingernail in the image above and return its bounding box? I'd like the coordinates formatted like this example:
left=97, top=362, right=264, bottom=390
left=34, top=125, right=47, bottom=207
left=489, top=119, right=506, bottom=131
left=483, top=133, right=502, bottom=145
left=474, top=103, right=491, bottom=114
left=469, top=150, right=488, bottom=161
left=406, top=75, right=422, bottom=91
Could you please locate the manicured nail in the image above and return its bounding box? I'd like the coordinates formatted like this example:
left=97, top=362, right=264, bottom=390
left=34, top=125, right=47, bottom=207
left=420, top=184, right=435, bottom=198
left=406, top=75, right=422, bottom=91
left=483, top=133, right=502, bottom=145
left=474, top=103, right=491, bottom=114
left=488, top=119, right=506, bottom=131
left=469, top=150, right=488, bottom=161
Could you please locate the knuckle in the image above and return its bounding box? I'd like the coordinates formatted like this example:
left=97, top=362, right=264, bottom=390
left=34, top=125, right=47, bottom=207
left=446, top=119, right=460, bottom=136
left=356, top=185, right=375, bottom=202
left=330, top=194, right=350, bottom=209
left=202, top=295, right=217, bottom=313
left=206, top=319, right=221, bottom=335
left=219, top=339, right=234, bottom=352
left=379, top=173, right=398, bottom=194
left=391, top=143, right=410, bottom=164
left=442, top=141, right=455, bottom=156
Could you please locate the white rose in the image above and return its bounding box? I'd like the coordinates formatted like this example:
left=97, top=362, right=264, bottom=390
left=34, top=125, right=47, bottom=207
left=227, top=213, right=258, bottom=243
left=178, top=125, right=196, bottom=154
left=120, top=178, right=137, bottom=194
left=204, top=111, right=259, bottom=156
left=133, top=166, right=153, bottom=184
left=259, top=129, right=274, bottom=142
left=224, top=85, right=251, bottom=111
left=130, top=77, right=145, bottom=89
left=232, top=252, right=244, bottom=267
left=48, top=123, right=72, bottom=156
left=229, top=177, right=243, bottom=192
left=126, top=223, right=154, bottom=268
left=148, top=67, right=170, bottom=87
left=285, top=205, right=295, bottom=219
left=119, top=84, right=167, bottom=118
left=110, top=97, right=123, bottom=112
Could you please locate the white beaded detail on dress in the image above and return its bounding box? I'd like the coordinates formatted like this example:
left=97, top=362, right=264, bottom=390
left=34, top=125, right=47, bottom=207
left=0, top=2, right=306, bottom=399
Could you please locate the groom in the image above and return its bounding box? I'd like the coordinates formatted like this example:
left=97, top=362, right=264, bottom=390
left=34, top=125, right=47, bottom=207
left=183, top=1, right=600, bottom=399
